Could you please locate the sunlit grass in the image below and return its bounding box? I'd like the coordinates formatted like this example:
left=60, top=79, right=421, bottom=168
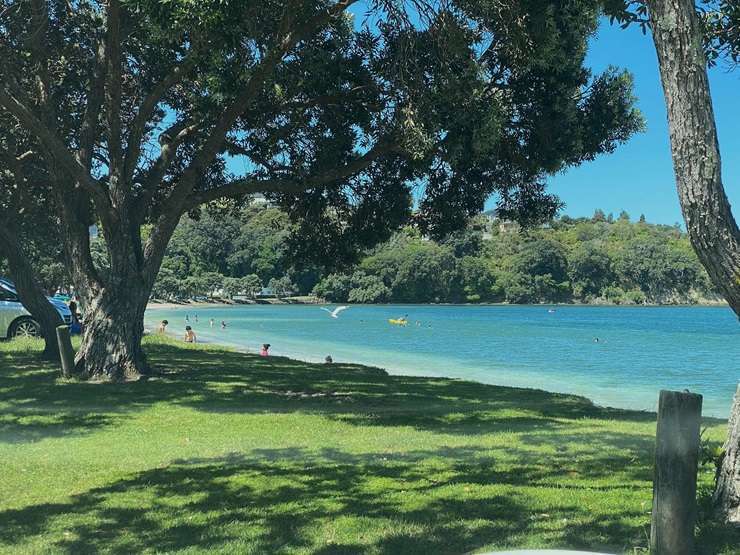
left=0, top=336, right=735, bottom=554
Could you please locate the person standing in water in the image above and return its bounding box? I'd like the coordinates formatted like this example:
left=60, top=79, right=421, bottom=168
left=184, top=325, right=196, bottom=343
left=221, top=320, right=227, bottom=330
left=185, top=314, right=189, bottom=323
left=209, top=318, right=214, bottom=328
left=194, top=314, right=199, bottom=323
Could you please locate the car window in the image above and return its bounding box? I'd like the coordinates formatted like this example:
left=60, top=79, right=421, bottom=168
left=0, top=288, right=19, bottom=302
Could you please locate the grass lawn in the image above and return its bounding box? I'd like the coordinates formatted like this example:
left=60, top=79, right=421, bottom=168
left=0, top=336, right=737, bottom=554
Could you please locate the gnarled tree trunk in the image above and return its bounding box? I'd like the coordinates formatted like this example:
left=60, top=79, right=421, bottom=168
left=0, top=226, right=62, bottom=361
left=74, top=285, right=149, bottom=381
left=647, top=0, right=740, bottom=524
left=61, top=193, right=179, bottom=381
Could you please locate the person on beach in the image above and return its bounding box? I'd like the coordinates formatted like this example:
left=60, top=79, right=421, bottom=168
left=209, top=318, right=214, bottom=328
left=260, top=344, right=270, bottom=357
left=157, top=320, right=169, bottom=334
left=184, top=325, right=196, bottom=343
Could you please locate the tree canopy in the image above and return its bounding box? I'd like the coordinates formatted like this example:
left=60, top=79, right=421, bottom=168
left=0, top=0, right=644, bottom=378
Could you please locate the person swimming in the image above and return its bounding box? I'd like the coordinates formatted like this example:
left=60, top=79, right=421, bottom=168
left=184, top=325, right=196, bottom=343
left=260, top=344, right=271, bottom=357
left=324, top=355, right=333, bottom=364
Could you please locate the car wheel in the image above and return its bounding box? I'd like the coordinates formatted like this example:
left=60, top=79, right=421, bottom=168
left=10, top=317, right=42, bottom=338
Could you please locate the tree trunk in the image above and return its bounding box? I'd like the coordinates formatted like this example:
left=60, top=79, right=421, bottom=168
left=715, top=385, right=740, bottom=523
left=74, top=284, right=149, bottom=381
left=647, top=0, right=740, bottom=318
left=647, top=0, right=740, bottom=524
left=0, top=226, right=63, bottom=361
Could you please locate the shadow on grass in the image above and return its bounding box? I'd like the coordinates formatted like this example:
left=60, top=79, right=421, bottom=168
left=1, top=340, right=736, bottom=553
left=0, top=339, right=726, bottom=445
left=0, top=448, right=652, bottom=555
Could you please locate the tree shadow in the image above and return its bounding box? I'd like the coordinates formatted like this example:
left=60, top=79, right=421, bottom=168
left=0, top=340, right=727, bottom=446
left=0, top=448, right=654, bottom=554
left=2, top=341, right=736, bottom=553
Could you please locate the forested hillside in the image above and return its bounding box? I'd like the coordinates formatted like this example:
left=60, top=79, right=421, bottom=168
left=147, top=205, right=718, bottom=305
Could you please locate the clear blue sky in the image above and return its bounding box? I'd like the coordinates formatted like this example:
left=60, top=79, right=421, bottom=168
left=542, top=19, right=740, bottom=225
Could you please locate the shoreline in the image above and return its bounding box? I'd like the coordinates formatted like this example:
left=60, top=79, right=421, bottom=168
left=146, top=328, right=729, bottom=425
left=148, top=300, right=730, bottom=310
left=144, top=315, right=733, bottom=421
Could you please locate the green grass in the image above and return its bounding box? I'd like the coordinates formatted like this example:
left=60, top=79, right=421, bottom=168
left=0, top=336, right=737, bottom=554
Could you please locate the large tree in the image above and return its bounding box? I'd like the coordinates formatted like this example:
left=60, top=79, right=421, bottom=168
left=646, top=0, right=740, bottom=525
left=0, top=0, right=642, bottom=380
left=610, top=0, right=740, bottom=524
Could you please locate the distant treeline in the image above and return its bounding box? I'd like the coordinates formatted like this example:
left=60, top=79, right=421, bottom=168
left=147, top=206, right=718, bottom=306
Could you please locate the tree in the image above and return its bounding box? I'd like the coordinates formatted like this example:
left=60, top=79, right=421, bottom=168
left=347, top=273, right=390, bottom=303
left=459, top=256, right=496, bottom=302
left=568, top=242, right=614, bottom=299
left=0, top=228, right=63, bottom=360
left=0, top=121, right=64, bottom=359
left=0, top=0, right=642, bottom=380
left=606, top=0, right=740, bottom=520
left=639, top=0, right=740, bottom=523
left=268, top=276, right=294, bottom=299
left=313, top=273, right=353, bottom=302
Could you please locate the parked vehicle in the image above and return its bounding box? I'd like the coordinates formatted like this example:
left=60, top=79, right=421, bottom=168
left=0, top=278, right=73, bottom=339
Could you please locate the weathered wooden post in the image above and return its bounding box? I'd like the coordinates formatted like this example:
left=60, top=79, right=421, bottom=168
left=650, top=389, right=702, bottom=555
left=56, top=325, right=75, bottom=378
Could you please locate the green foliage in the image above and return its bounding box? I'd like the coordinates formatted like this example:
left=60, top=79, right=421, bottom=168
left=347, top=273, right=391, bottom=304
left=155, top=207, right=716, bottom=305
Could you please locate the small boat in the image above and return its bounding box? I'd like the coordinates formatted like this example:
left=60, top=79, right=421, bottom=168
left=388, top=318, right=408, bottom=326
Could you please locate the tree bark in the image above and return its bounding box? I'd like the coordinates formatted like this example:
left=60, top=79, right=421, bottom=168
left=74, top=284, right=149, bottom=381
left=715, top=385, right=740, bottom=523
left=647, top=0, right=740, bottom=318
left=0, top=226, right=63, bottom=361
left=647, top=0, right=740, bottom=524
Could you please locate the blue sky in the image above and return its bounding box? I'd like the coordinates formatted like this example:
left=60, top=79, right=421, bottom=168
left=542, top=19, right=740, bottom=225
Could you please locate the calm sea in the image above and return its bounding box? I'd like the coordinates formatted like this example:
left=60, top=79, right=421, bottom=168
left=145, top=304, right=739, bottom=418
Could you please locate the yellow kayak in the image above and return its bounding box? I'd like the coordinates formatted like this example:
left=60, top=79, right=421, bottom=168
left=388, top=318, right=408, bottom=326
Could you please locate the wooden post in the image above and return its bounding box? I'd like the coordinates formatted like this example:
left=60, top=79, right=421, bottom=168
left=650, top=389, right=703, bottom=555
left=56, top=325, right=75, bottom=378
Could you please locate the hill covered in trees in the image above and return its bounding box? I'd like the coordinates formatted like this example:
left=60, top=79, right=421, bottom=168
left=148, top=205, right=718, bottom=306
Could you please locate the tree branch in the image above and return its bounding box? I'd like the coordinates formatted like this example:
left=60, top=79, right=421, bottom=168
left=78, top=38, right=107, bottom=173
left=167, top=0, right=361, bottom=205
left=185, top=141, right=397, bottom=208
left=124, top=46, right=201, bottom=183
left=28, top=0, right=51, bottom=111
left=136, top=120, right=199, bottom=206
left=0, top=83, right=110, bottom=208
left=104, top=0, right=123, bottom=184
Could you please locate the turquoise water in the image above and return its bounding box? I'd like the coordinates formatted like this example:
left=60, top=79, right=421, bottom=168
left=145, top=304, right=739, bottom=418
